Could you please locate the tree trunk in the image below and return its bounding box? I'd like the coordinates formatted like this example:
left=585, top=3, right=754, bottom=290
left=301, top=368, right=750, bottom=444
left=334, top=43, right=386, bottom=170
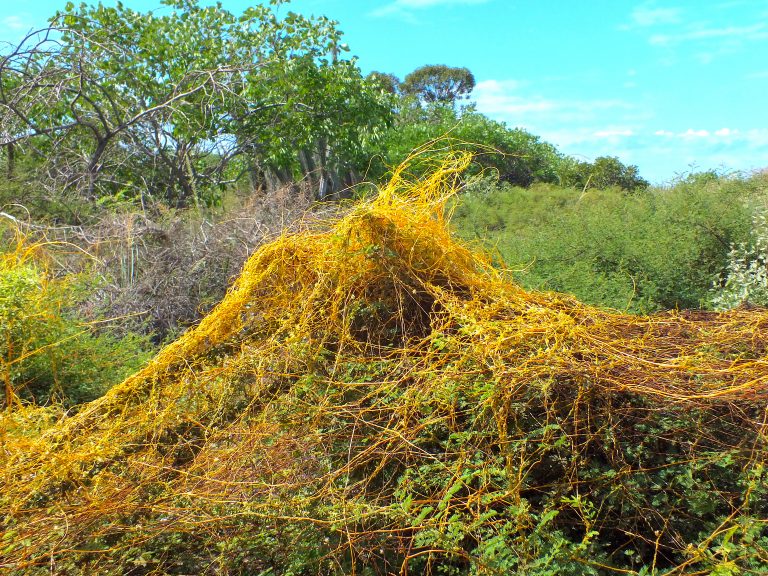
left=313, top=138, right=335, bottom=201
left=247, top=157, right=264, bottom=192
left=84, top=136, right=110, bottom=199
left=6, top=143, right=15, bottom=180
left=264, top=166, right=292, bottom=194
left=298, top=148, right=318, bottom=194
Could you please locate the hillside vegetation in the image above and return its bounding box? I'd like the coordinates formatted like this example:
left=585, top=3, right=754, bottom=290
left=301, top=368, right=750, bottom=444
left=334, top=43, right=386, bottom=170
left=452, top=171, right=768, bottom=314
left=2, top=156, right=767, bottom=575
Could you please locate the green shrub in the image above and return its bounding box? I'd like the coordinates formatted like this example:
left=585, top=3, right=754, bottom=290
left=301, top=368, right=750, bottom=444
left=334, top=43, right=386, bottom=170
left=557, top=155, right=649, bottom=192
left=452, top=172, right=764, bottom=313
left=0, top=235, right=151, bottom=407
left=368, top=104, right=563, bottom=187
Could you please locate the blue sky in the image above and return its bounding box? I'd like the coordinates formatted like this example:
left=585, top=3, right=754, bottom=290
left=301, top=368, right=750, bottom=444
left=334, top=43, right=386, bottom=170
left=1, top=0, right=767, bottom=183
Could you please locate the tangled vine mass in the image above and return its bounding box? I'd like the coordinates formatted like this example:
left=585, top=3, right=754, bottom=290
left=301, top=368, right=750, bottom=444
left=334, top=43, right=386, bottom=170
left=1, top=156, right=767, bottom=574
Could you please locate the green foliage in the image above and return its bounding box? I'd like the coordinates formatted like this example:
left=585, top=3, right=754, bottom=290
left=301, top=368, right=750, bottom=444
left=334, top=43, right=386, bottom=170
left=452, top=172, right=762, bottom=312
left=401, top=64, right=476, bottom=104
left=558, top=155, right=650, bottom=192
left=366, top=70, right=402, bottom=95
left=13, top=358, right=766, bottom=574
left=0, top=236, right=151, bottom=407
left=242, top=55, right=395, bottom=197
left=0, top=0, right=394, bottom=209
left=369, top=105, right=562, bottom=187
left=2, top=0, right=766, bottom=571
left=3, top=162, right=768, bottom=574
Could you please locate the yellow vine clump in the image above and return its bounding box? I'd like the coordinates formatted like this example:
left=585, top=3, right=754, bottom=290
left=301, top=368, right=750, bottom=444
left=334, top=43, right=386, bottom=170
left=1, top=155, right=767, bottom=574
left=0, top=227, right=57, bottom=409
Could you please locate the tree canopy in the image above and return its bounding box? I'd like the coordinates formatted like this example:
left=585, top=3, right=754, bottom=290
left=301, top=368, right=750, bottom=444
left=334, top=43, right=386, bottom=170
left=0, top=0, right=394, bottom=207
left=559, top=155, right=650, bottom=192
left=366, top=71, right=401, bottom=95
left=401, top=64, right=476, bottom=104
left=0, top=3, right=649, bottom=212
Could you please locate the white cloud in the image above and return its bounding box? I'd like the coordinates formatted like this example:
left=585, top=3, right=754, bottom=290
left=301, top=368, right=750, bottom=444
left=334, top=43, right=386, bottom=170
left=649, top=23, right=768, bottom=45
left=473, top=78, right=768, bottom=182
left=2, top=15, right=29, bottom=31
left=682, top=129, right=710, bottom=138
left=714, top=128, right=738, bottom=137
left=472, top=78, right=641, bottom=154
left=652, top=127, right=760, bottom=142
left=569, top=128, right=768, bottom=182
left=533, top=127, right=768, bottom=182
left=630, top=5, right=682, bottom=27
left=530, top=128, right=592, bottom=149
left=372, top=0, right=489, bottom=18
left=475, top=79, right=524, bottom=92
left=473, top=79, right=632, bottom=123
left=473, top=80, right=555, bottom=114
left=743, top=129, right=768, bottom=148
left=594, top=129, right=634, bottom=138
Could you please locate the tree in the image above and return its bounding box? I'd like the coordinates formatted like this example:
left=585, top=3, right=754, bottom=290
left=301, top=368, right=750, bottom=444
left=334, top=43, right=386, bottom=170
left=235, top=56, right=395, bottom=199
left=558, top=155, right=649, bottom=192
left=0, top=0, right=394, bottom=210
left=401, top=64, right=475, bottom=104
left=0, top=7, right=227, bottom=205
left=367, top=71, right=401, bottom=95
left=368, top=104, right=562, bottom=187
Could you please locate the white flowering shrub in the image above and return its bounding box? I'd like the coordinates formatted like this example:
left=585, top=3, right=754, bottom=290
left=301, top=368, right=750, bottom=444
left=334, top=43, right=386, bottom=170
left=712, top=211, right=768, bottom=310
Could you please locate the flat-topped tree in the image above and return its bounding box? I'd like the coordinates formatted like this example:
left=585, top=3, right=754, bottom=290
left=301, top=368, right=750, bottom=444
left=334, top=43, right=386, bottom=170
left=401, top=64, right=476, bottom=105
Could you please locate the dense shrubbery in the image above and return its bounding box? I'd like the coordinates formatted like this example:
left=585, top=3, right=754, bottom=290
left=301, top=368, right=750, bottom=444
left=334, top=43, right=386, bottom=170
left=85, top=185, right=326, bottom=342
left=3, top=1, right=768, bottom=573
left=452, top=171, right=767, bottom=313
left=368, top=104, right=563, bottom=188
left=0, top=228, right=151, bottom=407
left=1, top=181, right=319, bottom=346
left=2, top=161, right=767, bottom=575
left=711, top=208, right=768, bottom=310
left=365, top=104, right=649, bottom=194
left=558, top=154, right=649, bottom=192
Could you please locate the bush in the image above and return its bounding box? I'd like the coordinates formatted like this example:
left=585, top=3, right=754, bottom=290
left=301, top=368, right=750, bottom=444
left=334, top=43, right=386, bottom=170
left=711, top=209, right=768, bottom=310
left=3, top=158, right=767, bottom=574
left=557, top=155, right=649, bottom=192
left=451, top=171, right=764, bottom=312
left=368, top=104, right=563, bottom=187
left=0, top=229, right=151, bottom=407
left=78, top=184, right=321, bottom=342
left=367, top=105, right=650, bottom=194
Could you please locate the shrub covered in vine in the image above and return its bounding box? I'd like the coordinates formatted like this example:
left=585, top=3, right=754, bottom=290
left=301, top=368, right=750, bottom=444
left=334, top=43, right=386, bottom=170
left=0, top=229, right=151, bottom=407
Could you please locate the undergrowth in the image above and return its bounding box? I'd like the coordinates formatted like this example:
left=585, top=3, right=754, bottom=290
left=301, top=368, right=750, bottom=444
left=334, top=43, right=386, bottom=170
left=452, top=172, right=764, bottom=313
left=0, top=223, right=151, bottom=407
left=1, top=155, right=767, bottom=575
